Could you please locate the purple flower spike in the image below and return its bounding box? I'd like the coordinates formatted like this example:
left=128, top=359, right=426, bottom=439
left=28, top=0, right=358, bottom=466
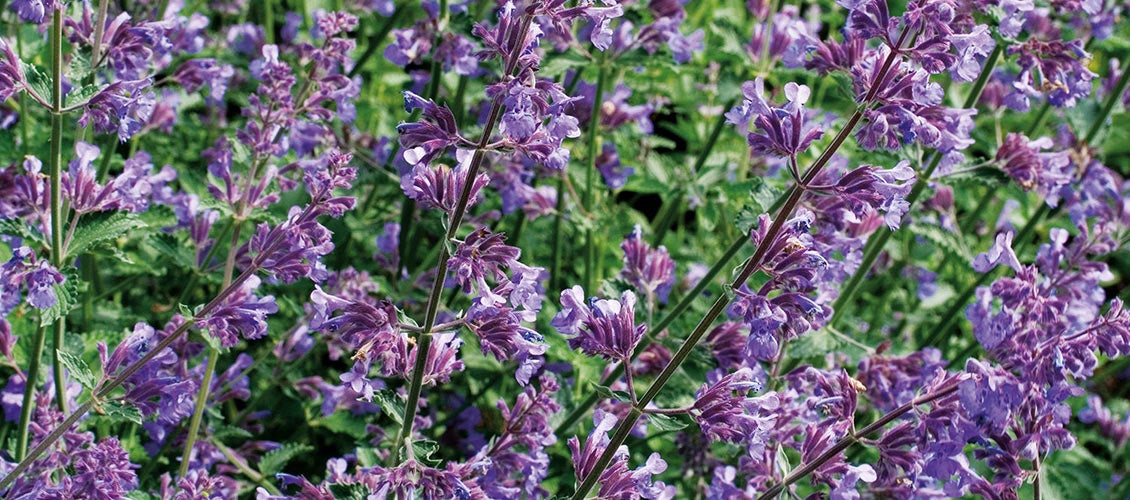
left=692, top=368, right=779, bottom=448
left=449, top=227, right=521, bottom=304
left=569, top=410, right=675, bottom=500
left=0, top=40, right=26, bottom=103
left=995, top=133, right=1072, bottom=205
left=728, top=79, right=824, bottom=159
left=971, top=232, right=1022, bottom=273
left=620, top=225, right=676, bottom=303
left=554, top=288, right=647, bottom=361
left=407, top=149, right=490, bottom=214
left=197, top=275, right=278, bottom=347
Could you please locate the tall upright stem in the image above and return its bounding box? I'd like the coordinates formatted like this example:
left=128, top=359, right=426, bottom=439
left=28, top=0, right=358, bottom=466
left=568, top=29, right=908, bottom=499
left=583, top=58, right=608, bottom=293
left=48, top=7, right=68, bottom=414
left=389, top=12, right=535, bottom=465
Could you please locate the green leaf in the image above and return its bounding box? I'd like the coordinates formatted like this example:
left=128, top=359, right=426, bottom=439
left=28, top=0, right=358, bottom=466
left=411, top=438, right=440, bottom=466
left=99, top=400, right=143, bottom=425
left=646, top=412, right=690, bottom=432
left=213, top=425, right=254, bottom=443
left=0, top=218, right=47, bottom=247
left=39, top=266, right=83, bottom=327
left=539, top=51, right=592, bottom=78
left=64, top=83, right=101, bottom=109
left=258, top=443, right=314, bottom=477
left=592, top=383, right=631, bottom=402
left=374, top=389, right=406, bottom=425
left=67, top=212, right=147, bottom=260
left=23, top=63, right=51, bottom=102
left=317, top=411, right=370, bottom=439
left=328, top=483, right=369, bottom=500
left=57, top=349, right=95, bottom=390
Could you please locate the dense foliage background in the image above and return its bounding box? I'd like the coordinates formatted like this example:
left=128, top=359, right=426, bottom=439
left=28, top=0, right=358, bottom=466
left=1, top=0, right=1130, bottom=498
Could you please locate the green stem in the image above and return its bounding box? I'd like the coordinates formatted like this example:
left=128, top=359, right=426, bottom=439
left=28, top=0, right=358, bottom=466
left=757, top=384, right=959, bottom=499
left=549, top=171, right=567, bottom=293
left=583, top=58, right=608, bottom=293
left=178, top=352, right=220, bottom=478
left=569, top=28, right=910, bottom=498
left=390, top=12, right=536, bottom=466
left=15, top=325, right=47, bottom=461
left=553, top=233, right=747, bottom=436
left=47, top=7, right=68, bottom=414
left=1085, top=61, right=1130, bottom=145
left=829, top=42, right=1003, bottom=330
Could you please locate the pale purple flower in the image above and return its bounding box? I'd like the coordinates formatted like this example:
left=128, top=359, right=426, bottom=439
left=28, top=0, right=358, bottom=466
left=197, top=275, right=278, bottom=347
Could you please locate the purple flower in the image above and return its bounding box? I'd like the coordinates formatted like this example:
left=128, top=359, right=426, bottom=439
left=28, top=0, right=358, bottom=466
left=449, top=227, right=522, bottom=303
left=10, top=0, right=50, bottom=23
left=0, top=40, right=26, bottom=103
left=197, top=275, right=278, bottom=347
left=553, top=287, right=647, bottom=361
left=406, top=149, right=490, bottom=214
left=971, top=231, right=1022, bottom=273
left=569, top=410, right=675, bottom=499
left=692, top=368, right=779, bottom=449
left=172, top=59, right=234, bottom=103
left=727, top=79, right=824, bottom=159
left=597, top=143, right=634, bottom=189
left=1007, top=39, right=1096, bottom=110
left=995, top=133, right=1072, bottom=204
left=79, top=79, right=156, bottom=142
left=620, top=225, right=676, bottom=303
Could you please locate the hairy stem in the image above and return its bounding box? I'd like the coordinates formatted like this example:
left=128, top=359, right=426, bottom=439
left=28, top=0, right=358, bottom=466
left=583, top=58, right=608, bottom=293
left=47, top=7, right=68, bottom=415
left=15, top=325, right=47, bottom=461
left=757, top=384, right=959, bottom=499
left=390, top=12, right=535, bottom=466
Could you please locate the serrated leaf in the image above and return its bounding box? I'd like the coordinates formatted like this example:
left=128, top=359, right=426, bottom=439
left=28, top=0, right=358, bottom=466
left=411, top=438, right=440, bottom=466
left=258, top=443, right=314, bottom=477
left=64, top=83, right=102, bottom=109
left=913, top=224, right=970, bottom=261
left=539, top=51, right=591, bottom=78
left=374, top=389, right=406, bottom=425
left=67, top=212, right=146, bottom=260
left=646, top=412, right=690, bottom=432
left=57, top=349, right=95, bottom=389
left=149, top=233, right=199, bottom=270
left=942, top=166, right=1009, bottom=188
left=99, top=400, right=143, bottom=425
left=39, top=266, right=83, bottom=327
left=328, top=483, right=369, bottom=499
left=788, top=328, right=842, bottom=359
left=213, top=424, right=254, bottom=443
left=0, top=218, right=47, bottom=246
left=317, top=411, right=370, bottom=439
left=592, top=383, right=631, bottom=402
left=23, top=63, right=51, bottom=102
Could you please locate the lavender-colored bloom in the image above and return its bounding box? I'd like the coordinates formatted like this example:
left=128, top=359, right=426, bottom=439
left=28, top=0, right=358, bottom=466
left=620, top=225, right=675, bottom=303
left=569, top=410, right=675, bottom=499
left=1007, top=39, right=1096, bottom=110
left=728, top=79, right=823, bottom=159
left=398, top=92, right=467, bottom=166
left=597, top=143, right=634, bottom=189
left=79, top=79, right=155, bottom=142
left=24, top=261, right=64, bottom=309
left=692, top=368, right=779, bottom=449
left=449, top=227, right=521, bottom=303
left=385, top=28, right=432, bottom=67
left=809, top=160, right=916, bottom=230
left=172, top=59, right=234, bottom=103
left=971, top=231, right=1022, bottom=273
left=856, top=348, right=947, bottom=412
left=197, top=275, right=278, bottom=347
left=226, top=23, right=265, bottom=56
left=0, top=40, right=26, bottom=103
left=1078, top=395, right=1130, bottom=446
left=553, top=287, right=647, bottom=361
left=406, top=149, right=490, bottom=214
left=10, top=0, right=50, bottom=23
left=995, top=133, right=1072, bottom=205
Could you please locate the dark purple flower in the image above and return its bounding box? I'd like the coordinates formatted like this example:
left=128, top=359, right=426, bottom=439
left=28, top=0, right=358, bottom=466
left=727, top=79, right=824, bottom=159
left=995, top=133, right=1072, bottom=204
left=449, top=227, right=521, bottom=303
left=172, top=59, right=234, bottom=103
left=620, top=225, right=675, bottom=303
left=553, top=287, right=647, bottom=361
left=597, top=143, right=634, bottom=189
left=197, top=275, right=278, bottom=347
left=569, top=410, right=675, bottom=499
left=406, top=149, right=490, bottom=214
left=692, top=368, right=779, bottom=449
left=0, top=40, right=26, bottom=103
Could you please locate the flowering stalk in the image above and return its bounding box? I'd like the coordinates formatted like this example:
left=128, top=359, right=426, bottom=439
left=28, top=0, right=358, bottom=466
left=0, top=176, right=338, bottom=490
left=757, top=383, right=961, bottom=499
left=583, top=57, right=608, bottom=293
left=570, top=29, right=909, bottom=498
left=920, top=59, right=1129, bottom=349
left=831, top=42, right=1004, bottom=329
left=14, top=325, right=46, bottom=461
left=48, top=5, right=68, bottom=414
left=389, top=10, right=537, bottom=465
